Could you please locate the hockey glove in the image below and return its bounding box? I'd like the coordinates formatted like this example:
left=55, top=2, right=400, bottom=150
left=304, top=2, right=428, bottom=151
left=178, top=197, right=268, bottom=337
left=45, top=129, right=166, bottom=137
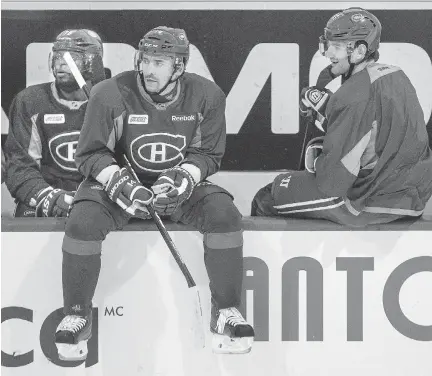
left=105, top=167, right=154, bottom=218
left=299, top=87, right=332, bottom=133
left=305, top=136, right=324, bottom=174
left=152, top=166, right=196, bottom=216
left=34, top=187, right=75, bottom=217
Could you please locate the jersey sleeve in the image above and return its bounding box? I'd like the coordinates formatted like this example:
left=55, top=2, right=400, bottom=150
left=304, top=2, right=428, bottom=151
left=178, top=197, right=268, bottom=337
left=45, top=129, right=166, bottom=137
left=75, top=82, right=123, bottom=179
left=4, top=94, right=51, bottom=204
left=182, top=90, right=226, bottom=180
left=315, top=99, right=373, bottom=197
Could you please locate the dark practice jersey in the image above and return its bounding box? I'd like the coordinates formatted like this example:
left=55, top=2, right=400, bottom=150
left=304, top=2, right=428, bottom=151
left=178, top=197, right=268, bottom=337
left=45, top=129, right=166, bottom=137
left=76, top=71, right=227, bottom=185
left=315, top=62, right=432, bottom=216
left=4, top=82, right=86, bottom=205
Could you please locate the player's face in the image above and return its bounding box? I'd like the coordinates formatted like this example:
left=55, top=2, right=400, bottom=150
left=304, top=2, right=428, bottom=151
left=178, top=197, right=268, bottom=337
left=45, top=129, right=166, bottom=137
left=51, top=51, right=85, bottom=92
left=325, top=41, right=351, bottom=76
left=139, top=54, right=175, bottom=93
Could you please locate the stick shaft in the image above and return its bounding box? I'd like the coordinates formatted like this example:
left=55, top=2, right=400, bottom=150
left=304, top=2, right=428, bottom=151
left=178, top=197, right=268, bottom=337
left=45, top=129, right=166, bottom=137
left=123, top=156, right=196, bottom=288
left=63, top=52, right=91, bottom=97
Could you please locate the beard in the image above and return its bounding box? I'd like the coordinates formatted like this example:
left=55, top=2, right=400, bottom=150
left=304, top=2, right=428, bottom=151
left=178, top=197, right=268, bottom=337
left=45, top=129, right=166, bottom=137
left=55, top=75, right=80, bottom=93
left=330, top=61, right=349, bottom=77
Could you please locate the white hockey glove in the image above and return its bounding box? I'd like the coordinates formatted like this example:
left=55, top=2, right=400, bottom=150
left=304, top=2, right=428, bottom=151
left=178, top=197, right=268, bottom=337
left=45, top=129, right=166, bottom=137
left=305, top=137, right=324, bottom=173
left=151, top=166, right=197, bottom=216
left=105, top=167, right=154, bottom=218
left=34, top=187, right=75, bottom=217
left=299, top=86, right=332, bottom=133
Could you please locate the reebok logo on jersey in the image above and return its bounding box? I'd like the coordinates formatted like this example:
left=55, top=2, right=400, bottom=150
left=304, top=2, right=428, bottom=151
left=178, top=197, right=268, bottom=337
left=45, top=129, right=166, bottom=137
left=172, top=115, right=196, bottom=122
left=44, top=114, right=65, bottom=124
left=128, top=114, right=149, bottom=124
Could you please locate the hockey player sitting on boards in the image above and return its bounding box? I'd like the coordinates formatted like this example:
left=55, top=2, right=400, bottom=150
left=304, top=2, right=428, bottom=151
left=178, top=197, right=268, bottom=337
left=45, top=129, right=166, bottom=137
left=4, top=29, right=105, bottom=217
left=251, top=7, right=432, bottom=227
left=54, top=26, right=254, bottom=360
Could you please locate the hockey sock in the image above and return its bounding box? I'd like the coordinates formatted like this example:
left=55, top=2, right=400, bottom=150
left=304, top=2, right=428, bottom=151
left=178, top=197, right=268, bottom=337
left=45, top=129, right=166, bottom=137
left=204, top=236, right=243, bottom=309
left=62, top=250, right=101, bottom=316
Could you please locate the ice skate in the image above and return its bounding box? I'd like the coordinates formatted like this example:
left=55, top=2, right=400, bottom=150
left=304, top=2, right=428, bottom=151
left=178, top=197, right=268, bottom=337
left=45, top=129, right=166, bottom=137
left=55, top=312, right=92, bottom=361
left=210, top=305, right=254, bottom=354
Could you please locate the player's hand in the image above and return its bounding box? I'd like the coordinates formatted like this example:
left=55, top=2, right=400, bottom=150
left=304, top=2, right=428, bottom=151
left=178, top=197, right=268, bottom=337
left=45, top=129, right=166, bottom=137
left=105, top=167, right=153, bottom=218
left=305, top=136, right=324, bottom=173
left=151, top=166, right=196, bottom=216
left=299, top=86, right=332, bottom=132
left=35, top=187, right=75, bottom=217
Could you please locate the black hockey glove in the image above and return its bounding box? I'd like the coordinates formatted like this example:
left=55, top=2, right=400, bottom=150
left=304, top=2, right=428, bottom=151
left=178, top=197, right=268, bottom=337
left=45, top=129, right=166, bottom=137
left=34, top=187, right=75, bottom=217
left=305, top=136, right=324, bottom=173
left=299, top=86, right=332, bottom=133
left=151, top=166, right=196, bottom=216
left=105, top=167, right=154, bottom=219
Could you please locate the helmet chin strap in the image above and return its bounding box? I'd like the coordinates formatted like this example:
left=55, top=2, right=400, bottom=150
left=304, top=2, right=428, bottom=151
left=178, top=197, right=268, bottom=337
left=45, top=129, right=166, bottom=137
left=343, top=56, right=356, bottom=82
left=140, top=64, right=182, bottom=103
left=343, top=43, right=368, bottom=82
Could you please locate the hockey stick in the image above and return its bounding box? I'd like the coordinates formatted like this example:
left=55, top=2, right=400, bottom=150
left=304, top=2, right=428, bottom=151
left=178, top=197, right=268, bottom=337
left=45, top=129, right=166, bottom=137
left=297, top=65, right=336, bottom=170
left=63, top=51, right=205, bottom=348
left=123, top=156, right=205, bottom=348
left=63, top=52, right=91, bottom=98
left=297, top=116, right=312, bottom=171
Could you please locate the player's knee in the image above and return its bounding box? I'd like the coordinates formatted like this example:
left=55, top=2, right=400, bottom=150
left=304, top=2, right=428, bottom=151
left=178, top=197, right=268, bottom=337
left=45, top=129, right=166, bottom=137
left=202, top=194, right=242, bottom=233
left=251, top=183, right=277, bottom=217
left=65, top=201, right=112, bottom=241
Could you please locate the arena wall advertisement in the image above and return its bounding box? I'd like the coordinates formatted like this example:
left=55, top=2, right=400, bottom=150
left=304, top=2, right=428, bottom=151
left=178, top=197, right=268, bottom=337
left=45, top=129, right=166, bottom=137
left=2, top=227, right=432, bottom=376
left=1, top=3, right=432, bottom=376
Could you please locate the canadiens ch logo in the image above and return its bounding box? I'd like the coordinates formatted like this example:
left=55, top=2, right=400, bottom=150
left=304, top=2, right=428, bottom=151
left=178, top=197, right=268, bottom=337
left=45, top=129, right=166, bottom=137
left=48, top=131, right=80, bottom=171
left=130, top=133, right=186, bottom=172
left=128, top=114, right=149, bottom=124
left=44, top=114, right=65, bottom=124
left=309, top=89, right=323, bottom=104
left=351, top=13, right=365, bottom=22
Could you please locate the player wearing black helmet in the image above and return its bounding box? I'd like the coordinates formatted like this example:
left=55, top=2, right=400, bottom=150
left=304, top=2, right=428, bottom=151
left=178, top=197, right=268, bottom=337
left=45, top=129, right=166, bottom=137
left=252, top=8, right=432, bottom=227
left=4, top=29, right=105, bottom=217
left=54, top=26, right=254, bottom=359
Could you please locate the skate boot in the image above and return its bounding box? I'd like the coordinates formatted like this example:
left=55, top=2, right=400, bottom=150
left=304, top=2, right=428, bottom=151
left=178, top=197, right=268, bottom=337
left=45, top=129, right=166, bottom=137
left=55, top=311, right=92, bottom=361
left=210, top=305, right=254, bottom=354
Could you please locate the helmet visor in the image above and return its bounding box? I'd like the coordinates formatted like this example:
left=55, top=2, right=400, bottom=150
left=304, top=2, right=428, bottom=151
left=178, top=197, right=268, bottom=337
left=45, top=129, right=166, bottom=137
left=319, top=35, right=329, bottom=56
left=49, top=51, right=87, bottom=72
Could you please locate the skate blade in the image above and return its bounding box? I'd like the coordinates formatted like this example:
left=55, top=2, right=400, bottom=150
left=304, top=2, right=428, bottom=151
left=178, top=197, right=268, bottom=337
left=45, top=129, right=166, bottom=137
left=212, top=333, right=254, bottom=354
left=56, top=340, right=89, bottom=361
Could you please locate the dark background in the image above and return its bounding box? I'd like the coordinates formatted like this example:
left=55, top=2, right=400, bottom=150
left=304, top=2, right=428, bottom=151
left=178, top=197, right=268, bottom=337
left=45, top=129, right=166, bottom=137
left=2, top=10, right=432, bottom=170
